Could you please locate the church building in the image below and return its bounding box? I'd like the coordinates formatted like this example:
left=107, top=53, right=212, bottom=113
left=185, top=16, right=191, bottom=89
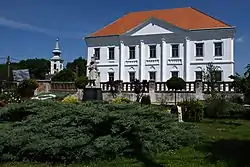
left=50, top=38, right=64, bottom=75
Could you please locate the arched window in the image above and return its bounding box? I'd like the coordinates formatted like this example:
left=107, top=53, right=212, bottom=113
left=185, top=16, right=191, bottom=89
left=171, top=66, right=179, bottom=77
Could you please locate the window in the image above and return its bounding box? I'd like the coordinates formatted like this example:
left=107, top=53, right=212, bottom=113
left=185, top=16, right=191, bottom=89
left=196, top=43, right=203, bottom=57
left=94, top=48, right=100, bottom=60
left=108, top=72, right=114, bottom=81
left=54, top=64, right=56, bottom=70
left=195, top=71, right=203, bottom=81
left=149, top=72, right=156, bottom=81
left=171, top=71, right=179, bottom=78
left=129, top=46, right=136, bottom=59
left=172, top=44, right=179, bottom=57
left=129, top=72, right=135, bottom=82
left=149, top=45, right=156, bottom=58
left=214, top=42, right=222, bottom=56
left=108, top=47, right=115, bottom=60
left=215, top=71, right=222, bottom=81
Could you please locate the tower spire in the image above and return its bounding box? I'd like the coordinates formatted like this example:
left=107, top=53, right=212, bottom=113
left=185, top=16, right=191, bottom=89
left=52, top=37, right=61, bottom=55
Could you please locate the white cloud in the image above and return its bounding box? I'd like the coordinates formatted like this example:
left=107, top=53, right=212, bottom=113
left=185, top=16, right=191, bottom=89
left=0, top=17, right=86, bottom=39
left=236, top=36, right=245, bottom=43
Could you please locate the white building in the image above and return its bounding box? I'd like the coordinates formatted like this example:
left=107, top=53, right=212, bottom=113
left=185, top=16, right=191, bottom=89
left=85, top=7, right=235, bottom=82
left=50, top=38, right=64, bottom=75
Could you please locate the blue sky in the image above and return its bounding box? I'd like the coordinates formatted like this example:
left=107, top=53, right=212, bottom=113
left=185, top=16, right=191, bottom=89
left=0, top=0, right=248, bottom=74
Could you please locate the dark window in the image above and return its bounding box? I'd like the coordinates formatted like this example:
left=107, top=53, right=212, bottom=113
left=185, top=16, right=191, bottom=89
left=109, top=47, right=115, bottom=60
left=172, top=44, right=179, bottom=57
left=149, top=72, right=156, bottom=81
left=195, top=71, right=203, bottom=81
left=108, top=72, right=114, bottom=81
left=149, top=45, right=156, bottom=58
left=129, top=72, right=135, bottom=82
left=214, top=42, right=222, bottom=56
left=215, top=71, right=222, bottom=81
left=94, top=48, right=100, bottom=60
left=54, top=64, right=56, bottom=70
left=171, top=71, right=179, bottom=78
left=129, top=46, right=136, bottom=59
left=196, top=43, right=203, bottom=57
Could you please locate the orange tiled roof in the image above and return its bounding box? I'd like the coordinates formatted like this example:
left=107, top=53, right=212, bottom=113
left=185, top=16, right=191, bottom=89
left=90, top=7, right=231, bottom=37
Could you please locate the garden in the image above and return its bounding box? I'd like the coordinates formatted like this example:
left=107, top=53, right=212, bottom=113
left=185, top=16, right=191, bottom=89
left=1, top=64, right=250, bottom=167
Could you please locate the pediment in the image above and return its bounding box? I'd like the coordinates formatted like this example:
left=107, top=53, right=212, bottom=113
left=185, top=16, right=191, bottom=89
left=123, top=17, right=188, bottom=36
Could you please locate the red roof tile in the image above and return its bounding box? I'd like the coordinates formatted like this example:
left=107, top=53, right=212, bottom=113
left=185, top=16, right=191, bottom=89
left=90, top=7, right=231, bottom=37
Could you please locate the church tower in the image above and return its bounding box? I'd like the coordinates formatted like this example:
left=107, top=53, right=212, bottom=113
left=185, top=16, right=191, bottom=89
left=50, top=38, right=64, bottom=75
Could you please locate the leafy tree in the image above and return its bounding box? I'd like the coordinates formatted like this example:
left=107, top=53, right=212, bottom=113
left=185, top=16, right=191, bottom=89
left=166, top=77, right=186, bottom=105
left=66, top=57, right=87, bottom=77
left=132, top=80, right=148, bottom=102
left=51, top=69, right=76, bottom=82
left=0, top=62, right=22, bottom=80
left=0, top=58, right=50, bottom=80
left=18, top=58, right=50, bottom=79
left=203, top=62, right=222, bottom=97
left=108, top=80, right=122, bottom=98
left=75, top=76, right=88, bottom=89
left=229, top=64, right=250, bottom=103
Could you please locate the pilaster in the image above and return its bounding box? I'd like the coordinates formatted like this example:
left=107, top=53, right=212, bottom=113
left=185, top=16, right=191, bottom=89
left=140, top=40, right=145, bottom=81
left=184, top=37, right=191, bottom=81
left=161, top=38, right=166, bottom=82
left=119, top=40, right=125, bottom=81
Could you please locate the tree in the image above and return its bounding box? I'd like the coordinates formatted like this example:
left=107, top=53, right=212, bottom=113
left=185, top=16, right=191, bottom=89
left=51, top=69, right=76, bottom=82
left=166, top=77, right=186, bottom=105
left=0, top=58, right=50, bottom=80
left=203, top=62, right=221, bottom=97
left=66, top=57, right=87, bottom=77
left=18, top=58, right=50, bottom=79
left=132, top=80, right=148, bottom=102
left=229, top=64, right=250, bottom=103
left=75, top=76, right=88, bottom=89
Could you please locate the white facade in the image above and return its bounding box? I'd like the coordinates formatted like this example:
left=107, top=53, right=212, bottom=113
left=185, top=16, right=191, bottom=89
left=85, top=18, right=235, bottom=82
left=50, top=38, right=64, bottom=75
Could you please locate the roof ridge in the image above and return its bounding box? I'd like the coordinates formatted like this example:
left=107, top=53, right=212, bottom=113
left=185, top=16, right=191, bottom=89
left=190, top=7, right=232, bottom=27
left=128, top=7, right=192, bottom=14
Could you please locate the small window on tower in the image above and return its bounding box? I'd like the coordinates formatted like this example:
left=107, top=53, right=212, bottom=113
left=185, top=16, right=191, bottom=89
left=54, top=64, right=56, bottom=70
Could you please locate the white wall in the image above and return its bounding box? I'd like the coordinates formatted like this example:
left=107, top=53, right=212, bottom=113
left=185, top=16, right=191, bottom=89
left=85, top=24, right=235, bottom=83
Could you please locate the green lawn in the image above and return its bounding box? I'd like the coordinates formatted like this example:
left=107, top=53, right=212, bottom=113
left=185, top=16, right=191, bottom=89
left=2, top=119, right=250, bottom=167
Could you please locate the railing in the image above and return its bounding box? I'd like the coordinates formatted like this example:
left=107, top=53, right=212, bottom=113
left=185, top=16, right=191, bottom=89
left=1, top=80, right=237, bottom=94
left=100, top=82, right=149, bottom=93
left=155, top=82, right=196, bottom=93
left=50, top=82, right=77, bottom=92
left=202, top=82, right=235, bottom=93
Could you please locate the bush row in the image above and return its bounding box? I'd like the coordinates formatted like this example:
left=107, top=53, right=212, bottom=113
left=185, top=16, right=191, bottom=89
left=0, top=100, right=200, bottom=164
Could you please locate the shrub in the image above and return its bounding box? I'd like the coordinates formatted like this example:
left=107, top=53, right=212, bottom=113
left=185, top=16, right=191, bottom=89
left=141, top=95, right=151, bottom=105
left=0, top=101, right=200, bottom=164
left=178, top=99, right=204, bottom=122
left=228, top=95, right=244, bottom=104
left=62, top=96, right=78, bottom=104
left=0, top=92, right=22, bottom=104
left=75, top=76, right=88, bottom=89
left=204, top=95, right=229, bottom=118
left=0, top=100, right=39, bottom=122
left=112, top=97, right=130, bottom=104
left=17, top=79, right=39, bottom=98
left=226, top=102, right=247, bottom=119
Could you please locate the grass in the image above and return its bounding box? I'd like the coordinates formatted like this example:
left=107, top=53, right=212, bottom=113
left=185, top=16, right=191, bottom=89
left=2, top=119, right=250, bottom=167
